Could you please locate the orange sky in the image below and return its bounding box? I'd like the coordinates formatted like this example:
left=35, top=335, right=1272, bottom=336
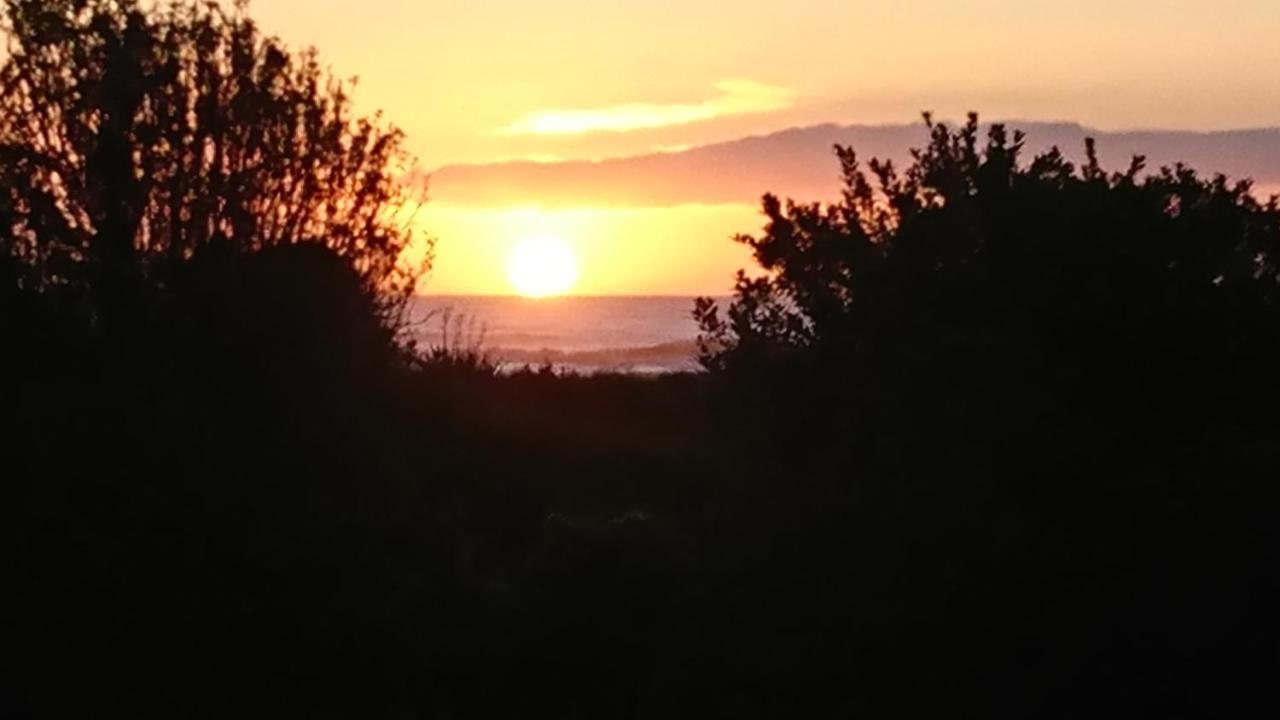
left=249, top=0, right=1280, bottom=296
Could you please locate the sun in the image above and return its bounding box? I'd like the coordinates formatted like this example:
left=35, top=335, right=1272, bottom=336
left=507, top=235, right=580, bottom=298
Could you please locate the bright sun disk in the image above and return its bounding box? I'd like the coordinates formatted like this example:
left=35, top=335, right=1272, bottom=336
left=507, top=236, right=580, bottom=298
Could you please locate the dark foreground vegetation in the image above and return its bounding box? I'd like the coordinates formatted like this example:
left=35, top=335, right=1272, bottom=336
left=3, top=1, right=1279, bottom=717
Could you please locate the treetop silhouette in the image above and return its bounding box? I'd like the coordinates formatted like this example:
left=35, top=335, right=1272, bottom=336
left=697, top=113, right=1280, bottom=391
left=0, top=0, right=429, bottom=331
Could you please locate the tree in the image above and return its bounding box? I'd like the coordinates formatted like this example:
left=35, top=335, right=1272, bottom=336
left=0, top=0, right=429, bottom=330
left=696, top=114, right=1280, bottom=410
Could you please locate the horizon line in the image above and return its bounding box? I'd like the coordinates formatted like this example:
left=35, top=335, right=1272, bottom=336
left=413, top=293, right=727, bottom=299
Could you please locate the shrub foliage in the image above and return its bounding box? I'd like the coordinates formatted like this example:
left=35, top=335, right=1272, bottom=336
left=0, top=0, right=428, bottom=328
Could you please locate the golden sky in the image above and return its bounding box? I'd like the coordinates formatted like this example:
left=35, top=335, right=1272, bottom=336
left=249, top=0, right=1280, bottom=296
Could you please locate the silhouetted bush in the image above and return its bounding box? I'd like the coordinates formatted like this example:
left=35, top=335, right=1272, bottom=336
left=691, top=114, right=1280, bottom=717
left=696, top=114, right=1280, bottom=461
left=413, top=307, right=501, bottom=381
left=699, top=114, right=1280, bottom=379
left=0, top=0, right=429, bottom=334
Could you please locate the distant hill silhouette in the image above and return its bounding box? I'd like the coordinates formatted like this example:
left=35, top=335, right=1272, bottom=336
left=429, top=121, right=1280, bottom=206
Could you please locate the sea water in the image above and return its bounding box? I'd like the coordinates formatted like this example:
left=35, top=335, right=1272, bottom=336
left=406, top=296, right=717, bottom=374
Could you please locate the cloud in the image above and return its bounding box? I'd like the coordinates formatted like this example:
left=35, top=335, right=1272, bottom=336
left=498, top=80, right=795, bottom=136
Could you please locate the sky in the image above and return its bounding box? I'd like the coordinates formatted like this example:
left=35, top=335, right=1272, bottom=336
left=249, top=0, right=1280, bottom=296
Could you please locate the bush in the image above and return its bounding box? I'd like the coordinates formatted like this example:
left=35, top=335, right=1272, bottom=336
left=0, top=0, right=429, bottom=332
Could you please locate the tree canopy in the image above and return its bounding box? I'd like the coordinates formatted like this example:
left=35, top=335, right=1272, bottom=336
left=698, top=115, right=1280, bottom=404
left=0, top=0, right=428, bottom=329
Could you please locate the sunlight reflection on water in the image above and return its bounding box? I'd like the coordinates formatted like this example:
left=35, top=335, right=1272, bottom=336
left=409, top=295, right=723, bottom=374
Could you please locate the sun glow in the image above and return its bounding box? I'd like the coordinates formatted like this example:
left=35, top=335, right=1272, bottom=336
left=507, top=235, right=580, bottom=297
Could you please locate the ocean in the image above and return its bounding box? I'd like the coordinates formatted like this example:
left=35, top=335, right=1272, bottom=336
left=406, top=296, right=714, bottom=374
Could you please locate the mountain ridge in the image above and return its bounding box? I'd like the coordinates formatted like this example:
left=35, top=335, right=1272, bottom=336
left=427, top=121, right=1280, bottom=207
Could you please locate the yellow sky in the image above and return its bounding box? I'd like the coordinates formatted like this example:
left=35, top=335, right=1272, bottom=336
left=421, top=203, right=759, bottom=296
left=248, top=0, right=1280, bottom=296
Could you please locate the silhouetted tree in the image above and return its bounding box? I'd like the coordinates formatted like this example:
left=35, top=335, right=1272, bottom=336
left=697, top=114, right=1280, bottom=422
left=688, top=115, right=1280, bottom=718
left=0, top=0, right=429, bottom=331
